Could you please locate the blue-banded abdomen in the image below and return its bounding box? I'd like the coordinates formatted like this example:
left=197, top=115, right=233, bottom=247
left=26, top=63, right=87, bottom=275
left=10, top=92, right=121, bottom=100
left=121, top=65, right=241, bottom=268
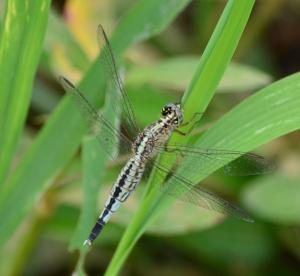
left=84, top=157, right=145, bottom=245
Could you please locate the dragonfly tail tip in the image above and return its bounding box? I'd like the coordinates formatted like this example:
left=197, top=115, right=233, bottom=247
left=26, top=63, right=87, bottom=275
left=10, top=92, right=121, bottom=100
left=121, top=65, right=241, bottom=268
left=83, top=239, right=92, bottom=247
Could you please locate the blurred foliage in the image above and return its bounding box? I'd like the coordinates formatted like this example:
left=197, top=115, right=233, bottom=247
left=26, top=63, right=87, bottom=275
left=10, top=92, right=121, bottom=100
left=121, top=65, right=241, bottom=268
left=0, top=0, right=300, bottom=275
left=243, top=175, right=300, bottom=224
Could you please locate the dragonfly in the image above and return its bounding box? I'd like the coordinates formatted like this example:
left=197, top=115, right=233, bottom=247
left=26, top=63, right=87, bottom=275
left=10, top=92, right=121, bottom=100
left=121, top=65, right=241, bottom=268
left=60, top=25, right=274, bottom=246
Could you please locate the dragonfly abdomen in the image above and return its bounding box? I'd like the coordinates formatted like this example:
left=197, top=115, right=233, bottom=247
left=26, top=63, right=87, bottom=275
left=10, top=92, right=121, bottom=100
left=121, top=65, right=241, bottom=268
left=84, top=157, right=145, bottom=246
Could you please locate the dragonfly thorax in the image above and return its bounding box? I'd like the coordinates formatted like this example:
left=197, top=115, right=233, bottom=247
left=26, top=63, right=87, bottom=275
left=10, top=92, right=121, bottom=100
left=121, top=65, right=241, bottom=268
left=132, top=104, right=184, bottom=160
left=161, top=103, right=183, bottom=127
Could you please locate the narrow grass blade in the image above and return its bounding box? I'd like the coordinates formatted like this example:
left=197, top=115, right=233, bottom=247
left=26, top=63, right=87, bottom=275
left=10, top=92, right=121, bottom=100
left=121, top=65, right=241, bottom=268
left=0, top=0, right=51, bottom=185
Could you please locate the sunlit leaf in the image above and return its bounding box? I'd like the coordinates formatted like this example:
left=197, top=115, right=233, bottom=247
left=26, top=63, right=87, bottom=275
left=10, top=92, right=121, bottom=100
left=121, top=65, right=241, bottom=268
left=168, top=218, right=277, bottom=265
left=0, top=0, right=51, bottom=185
left=242, top=175, right=300, bottom=224
left=126, top=56, right=272, bottom=93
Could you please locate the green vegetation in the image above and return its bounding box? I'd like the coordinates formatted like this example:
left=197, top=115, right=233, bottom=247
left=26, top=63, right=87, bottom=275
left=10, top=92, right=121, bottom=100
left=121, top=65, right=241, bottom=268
left=0, top=0, right=299, bottom=275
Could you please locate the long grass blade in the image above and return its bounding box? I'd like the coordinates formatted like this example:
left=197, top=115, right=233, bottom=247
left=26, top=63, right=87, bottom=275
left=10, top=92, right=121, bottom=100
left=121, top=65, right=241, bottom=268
left=0, top=0, right=51, bottom=185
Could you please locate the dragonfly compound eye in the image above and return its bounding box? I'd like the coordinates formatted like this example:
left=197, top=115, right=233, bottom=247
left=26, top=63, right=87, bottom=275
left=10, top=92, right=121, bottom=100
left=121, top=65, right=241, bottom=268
left=162, top=106, right=172, bottom=116
left=161, top=108, right=167, bottom=116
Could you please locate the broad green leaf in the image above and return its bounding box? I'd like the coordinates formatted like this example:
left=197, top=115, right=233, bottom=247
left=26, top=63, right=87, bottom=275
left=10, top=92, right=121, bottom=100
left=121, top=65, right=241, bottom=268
left=0, top=0, right=51, bottom=185
left=168, top=218, right=277, bottom=265
left=219, top=62, right=272, bottom=93
left=242, top=175, right=300, bottom=224
left=0, top=0, right=191, bottom=247
left=148, top=202, right=221, bottom=234
left=105, top=1, right=256, bottom=275
left=126, top=56, right=272, bottom=93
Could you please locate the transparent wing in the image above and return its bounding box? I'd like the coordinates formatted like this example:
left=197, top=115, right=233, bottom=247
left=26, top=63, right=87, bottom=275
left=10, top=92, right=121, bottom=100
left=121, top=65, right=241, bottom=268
left=59, top=76, right=132, bottom=160
left=152, top=161, right=254, bottom=222
left=97, top=25, right=140, bottom=141
left=155, top=144, right=275, bottom=176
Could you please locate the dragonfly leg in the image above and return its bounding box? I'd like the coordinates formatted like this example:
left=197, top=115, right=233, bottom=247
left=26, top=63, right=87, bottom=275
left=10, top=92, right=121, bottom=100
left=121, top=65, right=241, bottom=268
left=164, top=145, right=177, bottom=153
left=163, top=145, right=185, bottom=159
left=175, top=112, right=203, bottom=136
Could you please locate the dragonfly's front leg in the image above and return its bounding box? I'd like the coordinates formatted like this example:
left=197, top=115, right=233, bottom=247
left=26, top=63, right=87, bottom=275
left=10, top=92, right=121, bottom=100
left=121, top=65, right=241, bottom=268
left=174, top=112, right=203, bottom=136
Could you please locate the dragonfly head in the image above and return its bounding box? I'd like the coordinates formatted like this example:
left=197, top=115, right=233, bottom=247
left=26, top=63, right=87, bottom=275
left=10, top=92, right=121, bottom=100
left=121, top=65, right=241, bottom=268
left=161, top=103, right=183, bottom=127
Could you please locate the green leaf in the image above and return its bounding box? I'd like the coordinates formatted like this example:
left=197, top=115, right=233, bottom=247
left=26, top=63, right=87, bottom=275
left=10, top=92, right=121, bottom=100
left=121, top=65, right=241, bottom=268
left=126, top=56, right=272, bottom=93
left=31, top=78, right=61, bottom=113
left=70, top=138, right=104, bottom=275
left=242, top=175, right=300, bottom=224
left=70, top=82, right=121, bottom=250
left=0, top=0, right=191, bottom=247
left=112, top=72, right=300, bottom=238
left=104, top=1, right=256, bottom=275
left=104, top=186, right=223, bottom=235
left=45, top=204, right=123, bottom=247
left=157, top=72, right=300, bottom=224
left=0, top=0, right=51, bottom=185
left=219, top=62, right=272, bottom=93
left=168, top=219, right=277, bottom=265
left=181, top=0, right=255, bottom=116
left=43, top=10, right=90, bottom=73
left=70, top=79, right=121, bottom=274
left=127, top=85, right=177, bottom=126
